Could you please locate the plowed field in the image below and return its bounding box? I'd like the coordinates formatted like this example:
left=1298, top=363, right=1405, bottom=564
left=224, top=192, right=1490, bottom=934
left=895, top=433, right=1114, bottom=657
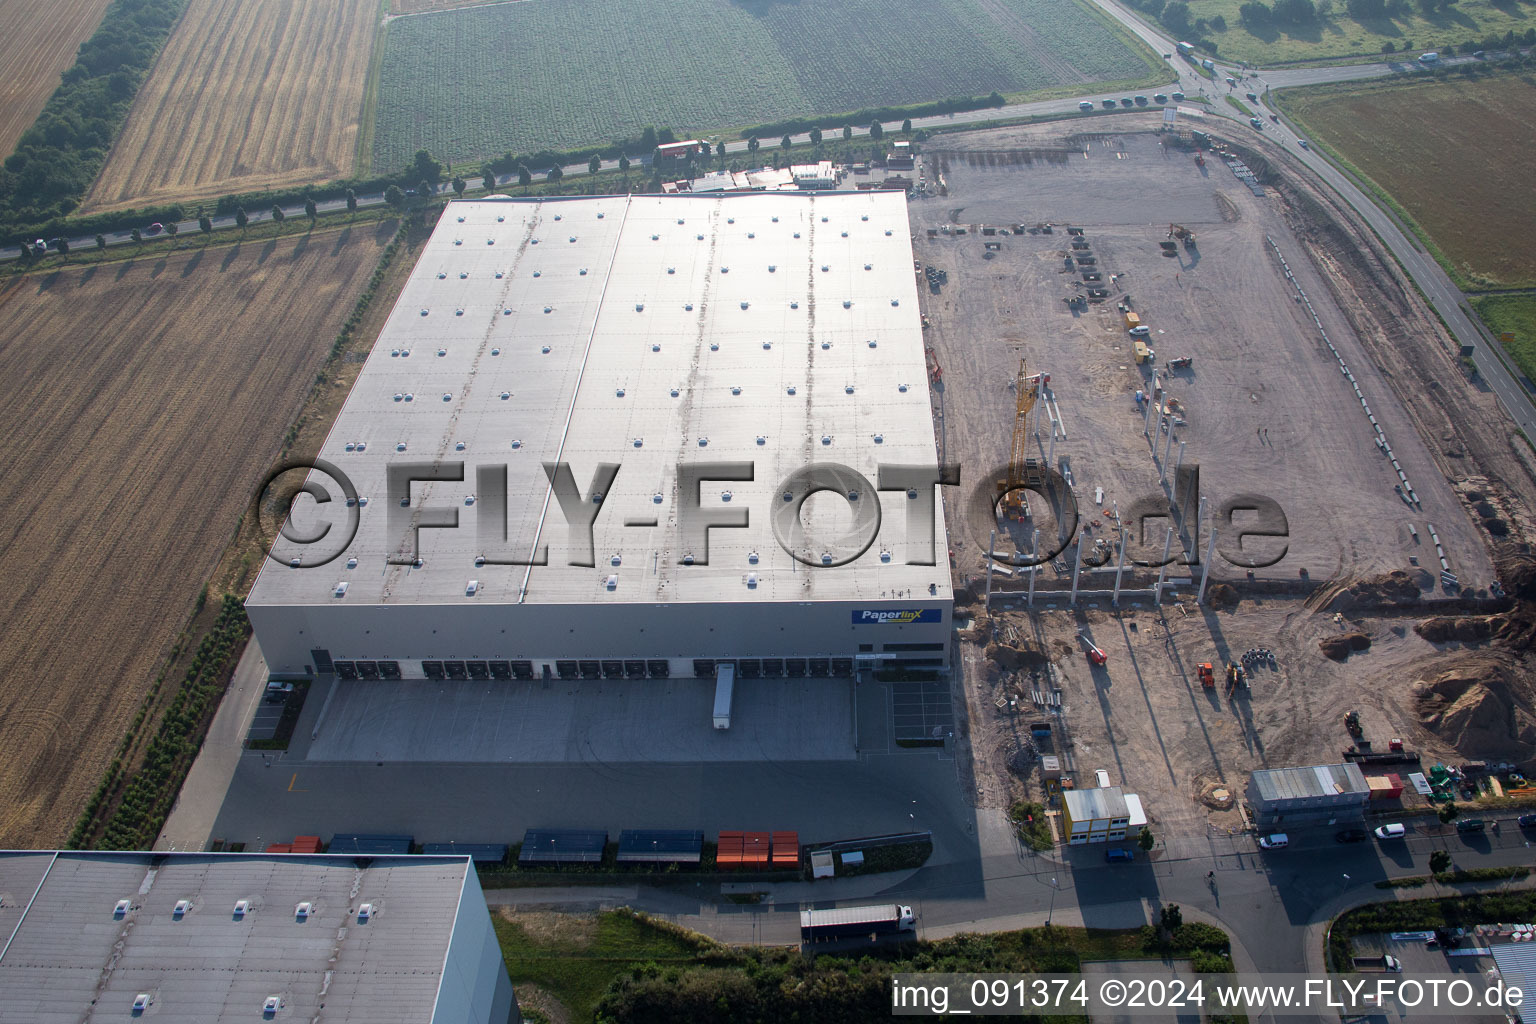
left=84, top=0, right=379, bottom=212
left=0, top=0, right=113, bottom=161
left=0, top=223, right=395, bottom=845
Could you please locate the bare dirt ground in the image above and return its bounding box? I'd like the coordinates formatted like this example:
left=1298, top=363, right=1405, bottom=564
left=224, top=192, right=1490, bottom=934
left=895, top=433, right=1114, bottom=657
left=0, top=223, right=395, bottom=846
left=917, top=118, right=1536, bottom=841
left=83, top=0, right=379, bottom=213
left=0, top=0, right=112, bottom=160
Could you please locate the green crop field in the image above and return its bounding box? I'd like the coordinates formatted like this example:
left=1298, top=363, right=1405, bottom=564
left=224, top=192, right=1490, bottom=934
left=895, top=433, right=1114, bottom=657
left=370, top=0, right=1155, bottom=169
left=1279, top=72, right=1536, bottom=291
left=1137, top=0, right=1536, bottom=66
left=1473, top=294, right=1536, bottom=388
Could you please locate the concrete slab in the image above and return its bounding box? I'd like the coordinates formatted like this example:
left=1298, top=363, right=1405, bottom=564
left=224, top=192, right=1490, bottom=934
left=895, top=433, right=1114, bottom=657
left=305, top=675, right=856, bottom=763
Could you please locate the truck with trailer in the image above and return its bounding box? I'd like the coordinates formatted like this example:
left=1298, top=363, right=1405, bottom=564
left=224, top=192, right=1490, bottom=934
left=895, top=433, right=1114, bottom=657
left=1177, top=41, right=1195, bottom=58
left=800, top=904, right=915, bottom=941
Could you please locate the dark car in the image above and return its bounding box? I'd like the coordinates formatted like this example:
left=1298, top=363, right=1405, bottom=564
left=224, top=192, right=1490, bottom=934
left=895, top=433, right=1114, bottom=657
left=1456, top=818, right=1487, bottom=834
left=1519, top=814, right=1536, bottom=828
left=1106, top=848, right=1134, bottom=862
left=1153, top=93, right=1168, bottom=103
left=1102, top=99, right=1116, bottom=109
left=1335, top=828, right=1369, bottom=843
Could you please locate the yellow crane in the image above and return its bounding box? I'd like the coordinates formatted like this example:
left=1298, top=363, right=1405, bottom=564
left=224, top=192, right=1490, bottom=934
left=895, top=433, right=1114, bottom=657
left=999, top=357, right=1042, bottom=518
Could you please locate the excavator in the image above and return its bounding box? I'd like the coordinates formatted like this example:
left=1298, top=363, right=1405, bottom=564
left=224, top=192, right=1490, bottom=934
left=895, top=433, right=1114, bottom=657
left=1168, top=223, right=1197, bottom=249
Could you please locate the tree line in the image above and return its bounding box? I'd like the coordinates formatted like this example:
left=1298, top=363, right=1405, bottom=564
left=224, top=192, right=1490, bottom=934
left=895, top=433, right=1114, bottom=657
left=0, top=0, right=190, bottom=238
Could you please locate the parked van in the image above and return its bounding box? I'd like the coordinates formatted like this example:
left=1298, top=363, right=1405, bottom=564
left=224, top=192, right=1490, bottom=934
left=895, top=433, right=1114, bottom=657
left=1095, top=769, right=1111, bottom=788
left=1419, top=52, right=1440, bottom=63
left=1106, top=848, right=1135, bottom=862
left=1257, top=833, right=1289, bottom=849
left=1374, top=823, right=1407, bottom=840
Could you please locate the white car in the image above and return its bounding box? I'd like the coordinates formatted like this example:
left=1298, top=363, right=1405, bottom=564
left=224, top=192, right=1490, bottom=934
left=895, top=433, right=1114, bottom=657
left=1374, top=823, right=1407, bottom=840
left=1129, top=325, right=1151, bottom=337
left=1257, top=833, right=1289, bottom=849
left=1079, top=101, right=1094, bottom=111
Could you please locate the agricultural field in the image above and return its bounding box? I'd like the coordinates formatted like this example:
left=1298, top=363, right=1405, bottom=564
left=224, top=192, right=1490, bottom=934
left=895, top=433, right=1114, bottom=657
left=0, top=0, right=113, bottom=161
left=0, top=223, right=395, bottom=846
left=371, top=0, right=1154, bottom=168
left=1152, top=0, right=1536, bottom=65
left=389, top=0, right=496, bottom=12
left=1281, top=72, right=1536, bottom=290
left=84, top=0, right=379, bottom=213
left=1474, top=293, right=1536, bottom=387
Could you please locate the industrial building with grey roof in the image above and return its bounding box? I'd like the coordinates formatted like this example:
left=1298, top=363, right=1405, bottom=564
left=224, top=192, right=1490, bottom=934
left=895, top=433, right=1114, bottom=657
left=248, top=192, right=953, bottom=684
left=0, top=851, right=517, bottom=1024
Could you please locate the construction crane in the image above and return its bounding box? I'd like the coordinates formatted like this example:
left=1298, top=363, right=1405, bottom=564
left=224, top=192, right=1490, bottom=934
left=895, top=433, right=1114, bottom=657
left=998, top=357, right=1042, bottom=518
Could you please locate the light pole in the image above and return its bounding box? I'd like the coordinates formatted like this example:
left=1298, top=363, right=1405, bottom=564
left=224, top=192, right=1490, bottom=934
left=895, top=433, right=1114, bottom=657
left=1047, top=876, right=1059, bottom=925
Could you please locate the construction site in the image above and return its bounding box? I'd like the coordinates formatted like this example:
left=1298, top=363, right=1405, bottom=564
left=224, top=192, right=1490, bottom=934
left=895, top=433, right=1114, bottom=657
left=910, top=119, right=1536, bottom=841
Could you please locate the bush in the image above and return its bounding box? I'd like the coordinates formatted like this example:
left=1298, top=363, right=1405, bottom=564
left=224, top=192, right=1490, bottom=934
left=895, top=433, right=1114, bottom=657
left=1430, top=850, right=1452, bottom=873
left=1009, top=801, right=1054, bottom=850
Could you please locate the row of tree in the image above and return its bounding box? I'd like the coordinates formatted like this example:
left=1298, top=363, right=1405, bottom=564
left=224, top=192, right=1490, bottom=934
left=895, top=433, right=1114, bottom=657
left=0, top=0, right=190, bottom=234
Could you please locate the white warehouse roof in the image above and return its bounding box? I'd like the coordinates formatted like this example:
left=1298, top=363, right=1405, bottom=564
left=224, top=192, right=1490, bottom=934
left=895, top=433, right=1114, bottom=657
left=251, top=192, right=950, bottom=611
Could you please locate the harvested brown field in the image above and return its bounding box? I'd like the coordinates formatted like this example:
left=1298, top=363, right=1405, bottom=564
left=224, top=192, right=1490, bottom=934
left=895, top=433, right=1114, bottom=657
left=0, top=0, right=113, bottom=161
left=1283, top=73, right=1536, bottom=289
left=84, top=0, right=380, bottom=213
left=0, top=223, right=396, bottom=845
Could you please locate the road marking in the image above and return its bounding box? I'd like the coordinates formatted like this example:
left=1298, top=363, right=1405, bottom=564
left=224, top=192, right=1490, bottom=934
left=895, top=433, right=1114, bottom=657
left=288, top=773, right=307, bottom=793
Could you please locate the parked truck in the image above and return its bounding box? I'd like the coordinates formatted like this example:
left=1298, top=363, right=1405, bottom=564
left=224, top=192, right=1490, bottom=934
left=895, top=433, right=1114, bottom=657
left=713, top=664, right=734, bottom=730
left=1352, top=954, right=1403, bottom=972
left=800, top=904, right=915, bottom=941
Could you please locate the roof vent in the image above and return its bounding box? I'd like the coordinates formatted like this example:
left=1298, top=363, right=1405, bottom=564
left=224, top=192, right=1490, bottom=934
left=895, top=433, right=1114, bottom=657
left=862, top=215, right=869, bottom=221
left=491, top=347, right=500, bottom=356
left=464, top=495, right=475, bottom=505
left=822, top=553, right=834, bottom=565
left=495, top=270, right=504, bottom=278
left=541, top=345, right=551, bottom=353
left=442, top=393, right=452, bottom=402
left=264, top=996, right=281, bottom=1015
left=295, top=902, right=312, bottom=921
left=721, top=490, right=733, bottom=501
left=466, top=580, right=479, bottom=596
left=511, top=439, right=522, bottom=449
left=173, top=900, right=191, bottom=918
left=504, top=308, right=512, bottom=315
left=822, top=216, right=829, bottom=222
left=843, top=300, right=852, bottom=308
left=133, top=994, right=150, bottom=1013
left=651, top=234, right=659, bottom=240
left=821, top=265, right=829, bottom=272
left=616, top=387, right=625, bottom=397
left=685, top=303, right=694, bottom=311
left=420, top=308, right=429, bottom=316
left=456, top=441, right=466, bottom=450
left=794, top=232, right=801, bottom=238
left=459, top=271, right=468, bottom=279
left=746, top=572, right=758, bottom=588
left=347, top=557, right=358, bottom=569
left=821, top=341, right=831, bottom=350
left=698, top=436, right=709, bottom=446
left=531, top=238, right=539, bottom=244
left=709, top=342, right=719, bottom=351
left=475, top=555, right=486, bottom=567
left=651, top=343, right=661, bottom=352
left=334, top=582, right=348, bottom=598
left=762, top=342, right=772, bottom=350
left=868, top=340, right=879, bottom=348
left=358, top=495, right=367, bottom=504
left=790, top=301, right=799, bottom=309
left=682, top=554, right=695, bottom=566
left=667, top=267, right=675, bottom=274
left=437, top=272, right=446, bottom=279
left=841, top=231, right=848, bottom=237
left=653, top=493, right=663, bottom=503
left=457, top=216, right=465, bottom=222
left=233, top=899, right=250, bottom=918
left=821, top=434, right=832, bottom=445
left=881, top=549, right=892, bottom=563
left=454, top=239, right=463, bottom=246
left=611, top=553, right=622, bottom=566
left=413, top=557, right=424, bottom=569
left=454, top=309, right=464, bottom=316
left=891, top=299, right=900, bottom=306
left=404, top=393, right=414, bottom=402
left=899, top=383, right=909, bottom=392
left=500, top=391, right=510, bottom=400
left=721, top=266, right=729, bottom=273
left=787, top=385, right=797, bottom=395
left=597, top=212, right=605, bottom=218
left=748, top=550, right=760, bottom=564
left=358, top=904, right=374, bottom=922
left=864, top=263, right=872, bottom=270
left=533, top=270, right=541, bottom=277
left=730, top=386, right=741, bottom=395
left=606, top=575, right=618, bottom=590
left=356, top=443, right=367, bottom=452
left=633, top=437, right=643, bottom=448
left=289, top=557, right=301, bottom=568
left=768, top=265, right=776, bottom=272
left=635, top=304, right=644, bottom=312
left=114, top=899, right=131, bottom=918
left=579, top=268, right=587, bottom=275
left=783, top=491, right=793, bottom=502
left=396, top=442, right=406, bottom=452
left=885, top=229, right=893, bottom=235
left=845, top=385, right=854, bottom=394
left=554, top=214, right=562, bottom=220
left=669, top=388, right=680, bottom=397
left=873, top=433, right=884, bottom=443
left=437, top=348, right=447, bottom=356
left=747, top=232, right=755, bottom=238
left=728, top=217, right=735, bottom=224
left=391, top=350, right=400, bottom=357
left=400, top=350, right=410, bottom=358
left=697, top=234, right=704, bottom=240
left=569, top=236, right=576, bottom=242
left=756, top=435, right=766, bottom=445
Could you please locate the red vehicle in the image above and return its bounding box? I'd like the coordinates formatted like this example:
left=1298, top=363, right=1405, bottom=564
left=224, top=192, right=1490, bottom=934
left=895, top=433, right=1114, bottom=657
left=146, top=222, right=163, bottom=235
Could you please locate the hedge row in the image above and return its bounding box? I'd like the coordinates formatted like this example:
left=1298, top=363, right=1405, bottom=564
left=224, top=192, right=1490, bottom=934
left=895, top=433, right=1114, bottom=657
left=71, top=595, right=251, bottom=850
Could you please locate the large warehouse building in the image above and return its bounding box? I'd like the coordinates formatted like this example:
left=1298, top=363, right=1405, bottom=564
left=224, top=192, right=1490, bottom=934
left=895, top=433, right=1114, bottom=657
left=0, top=851, right=518, bottom=1024
left=248, top=192, right=953, bottom=683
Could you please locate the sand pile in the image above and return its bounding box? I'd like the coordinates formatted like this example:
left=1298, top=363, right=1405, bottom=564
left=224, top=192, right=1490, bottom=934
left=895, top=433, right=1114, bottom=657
left=1413, top=654, right=1536, bottom=759
left=1319, top=632, right=1371, bottom=661
left=986, top=642, right=1050, bottom=671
